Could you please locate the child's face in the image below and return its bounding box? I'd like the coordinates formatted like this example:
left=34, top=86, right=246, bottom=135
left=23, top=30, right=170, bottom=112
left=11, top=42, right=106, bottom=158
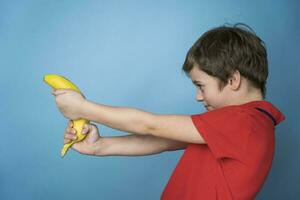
left=189, top=67, right=231, bottom=111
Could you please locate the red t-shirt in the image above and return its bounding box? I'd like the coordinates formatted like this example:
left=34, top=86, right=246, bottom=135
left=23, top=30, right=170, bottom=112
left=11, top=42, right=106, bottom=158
left=161, top=101, right=285, bottom=200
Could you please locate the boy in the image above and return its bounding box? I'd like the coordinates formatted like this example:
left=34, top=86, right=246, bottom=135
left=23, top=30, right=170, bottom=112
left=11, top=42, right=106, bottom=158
left=52, top=24, right=285, bottom=199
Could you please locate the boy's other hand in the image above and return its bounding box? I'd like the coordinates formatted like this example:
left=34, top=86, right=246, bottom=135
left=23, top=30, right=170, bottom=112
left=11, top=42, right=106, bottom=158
left=64, top=121, right=101, bottom=155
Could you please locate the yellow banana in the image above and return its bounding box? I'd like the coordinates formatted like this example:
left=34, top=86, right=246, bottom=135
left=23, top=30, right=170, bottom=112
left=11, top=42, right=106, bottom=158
left=43, top=74, right=90, bottom=157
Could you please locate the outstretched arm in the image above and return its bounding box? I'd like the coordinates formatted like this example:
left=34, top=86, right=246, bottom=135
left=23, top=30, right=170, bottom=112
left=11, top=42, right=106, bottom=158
left=95, top=134, right=188, bottom=156
left=81, top=100, right=205, bottom=144
left=53, top=90, right=205, bottom=144
left=65, top=122, right=187, bottom=156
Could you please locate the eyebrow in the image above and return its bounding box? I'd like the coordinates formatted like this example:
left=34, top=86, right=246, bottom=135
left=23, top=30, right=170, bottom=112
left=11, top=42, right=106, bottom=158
left=192, top=80, right=204, bottom=84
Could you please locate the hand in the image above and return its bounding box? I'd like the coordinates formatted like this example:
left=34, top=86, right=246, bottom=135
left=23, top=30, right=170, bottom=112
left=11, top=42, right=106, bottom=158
left=52, top=89, right=86, bottom=120
left=64, top=121, right=101, bottom=155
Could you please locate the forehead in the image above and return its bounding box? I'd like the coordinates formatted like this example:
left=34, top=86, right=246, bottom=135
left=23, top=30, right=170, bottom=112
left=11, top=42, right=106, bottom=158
left=189, top=67, right=214, bottom=83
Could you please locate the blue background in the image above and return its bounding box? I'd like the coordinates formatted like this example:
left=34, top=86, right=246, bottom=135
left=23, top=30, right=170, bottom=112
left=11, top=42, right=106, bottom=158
left=1, top=0, right=299, bottom=199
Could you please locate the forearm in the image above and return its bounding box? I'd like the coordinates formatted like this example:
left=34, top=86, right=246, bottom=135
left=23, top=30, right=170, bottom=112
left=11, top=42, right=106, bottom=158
left=81, top=100, right=153, bottom=135
left=79, top=99, right=204, bottom=144
left=92, top=134, right=187, bottom=156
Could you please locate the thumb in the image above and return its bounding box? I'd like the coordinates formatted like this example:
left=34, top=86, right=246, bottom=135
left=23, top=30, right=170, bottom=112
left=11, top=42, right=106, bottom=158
left=81, top=124, right=90, bottom=134
left=82, top=124, right=99, bottom=136
left=82, top=123, right=100, bottom=144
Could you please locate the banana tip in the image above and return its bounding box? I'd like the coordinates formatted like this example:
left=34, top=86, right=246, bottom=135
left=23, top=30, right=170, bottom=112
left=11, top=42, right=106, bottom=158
left=43, top=74, right=54, bottom=84
left=61, top=152, right=66, bottom=158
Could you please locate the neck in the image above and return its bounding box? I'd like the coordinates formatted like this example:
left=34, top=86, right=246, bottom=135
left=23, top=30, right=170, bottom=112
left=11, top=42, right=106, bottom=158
left=236, top=89, right=264, bottom=105
left=226, top=87, right=264, bottom=107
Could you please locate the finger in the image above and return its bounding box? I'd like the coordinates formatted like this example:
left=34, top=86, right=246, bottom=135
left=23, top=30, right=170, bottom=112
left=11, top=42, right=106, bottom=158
left=69, top=128, right=76, bottom=135
left=65, top=127, right=71, bottom=133
left=68, top=120, right=73, bottom=128
left=65, top=133, right=77, bottom=140
left=64, top=138, right=71, bottom=144
left=52, top=89, right=66, bottom=96
left=65, top=127, right=75, bottom=135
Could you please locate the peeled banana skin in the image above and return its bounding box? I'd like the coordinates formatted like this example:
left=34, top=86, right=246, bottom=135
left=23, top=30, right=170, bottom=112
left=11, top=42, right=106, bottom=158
left=44, top=74, right=90, bottom=157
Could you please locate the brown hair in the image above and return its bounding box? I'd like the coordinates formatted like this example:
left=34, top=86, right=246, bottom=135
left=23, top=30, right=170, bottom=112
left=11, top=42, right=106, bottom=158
left=182, top=23, right=268, bottom=98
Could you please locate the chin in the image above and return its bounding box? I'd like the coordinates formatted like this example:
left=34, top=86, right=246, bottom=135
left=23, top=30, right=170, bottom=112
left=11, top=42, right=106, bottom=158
left=205, top=106, right=212, bottom=111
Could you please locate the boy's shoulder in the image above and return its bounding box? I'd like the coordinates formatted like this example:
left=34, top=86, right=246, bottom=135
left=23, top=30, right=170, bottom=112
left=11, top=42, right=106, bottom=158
left=206, top=100, right=285, bottom=126
left=193, top=103, right=253, bottom=129
left=195, top=100, right=283, bottom=122
left=210, top=100, right=277, bottom=113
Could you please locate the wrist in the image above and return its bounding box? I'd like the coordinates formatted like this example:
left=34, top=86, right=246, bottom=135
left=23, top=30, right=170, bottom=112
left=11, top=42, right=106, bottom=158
left=91, top=138, right=110, bottom=156
left=79, top=99, right=92, bottom=120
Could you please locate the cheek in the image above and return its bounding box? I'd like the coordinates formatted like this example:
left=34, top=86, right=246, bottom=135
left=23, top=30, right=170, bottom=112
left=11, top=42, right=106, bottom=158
left=203, top=90, right=220, bottom=103
left=203, top=89, right=214, bottom=98
left=202, top=92, right=214, bottom=103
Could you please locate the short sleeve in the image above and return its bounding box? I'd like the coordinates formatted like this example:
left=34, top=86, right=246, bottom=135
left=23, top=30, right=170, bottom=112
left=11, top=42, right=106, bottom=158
left=191, top=106, right=251, bottom=161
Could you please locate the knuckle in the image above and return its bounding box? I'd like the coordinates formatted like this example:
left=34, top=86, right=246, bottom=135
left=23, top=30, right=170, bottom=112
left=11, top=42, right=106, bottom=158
left=65, top=134, right=72, bottom=139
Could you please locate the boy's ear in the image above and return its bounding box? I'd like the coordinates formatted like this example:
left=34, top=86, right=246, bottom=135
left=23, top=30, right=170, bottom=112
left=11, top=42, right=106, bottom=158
left=228, top=70, right=241, bottom=90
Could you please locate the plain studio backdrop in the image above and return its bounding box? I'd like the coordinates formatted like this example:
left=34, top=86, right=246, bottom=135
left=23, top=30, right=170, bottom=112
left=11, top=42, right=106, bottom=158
left=0, top=1, right=299, bottom=199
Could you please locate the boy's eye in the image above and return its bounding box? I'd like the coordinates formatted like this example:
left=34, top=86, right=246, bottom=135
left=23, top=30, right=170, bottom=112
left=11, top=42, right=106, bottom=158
left=196, top=84, right=204, bottom=89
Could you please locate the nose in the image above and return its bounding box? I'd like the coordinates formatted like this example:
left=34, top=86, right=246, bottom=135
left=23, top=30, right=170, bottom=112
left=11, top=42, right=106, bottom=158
left=196, top=90, right=204, bottom=102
